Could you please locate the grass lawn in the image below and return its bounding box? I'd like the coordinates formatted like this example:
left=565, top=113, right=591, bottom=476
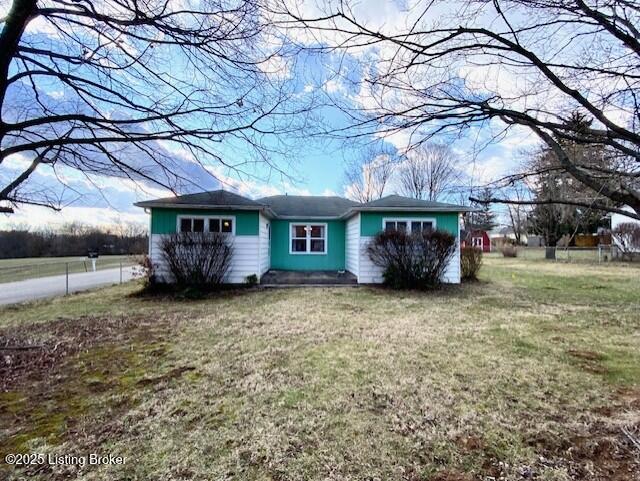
left=0, top=255, right=139, bottom=283
left=0, top=257, right=638, bottom=480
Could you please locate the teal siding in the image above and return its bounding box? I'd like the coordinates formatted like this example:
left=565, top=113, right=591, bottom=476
left=270, top=219, right=345, bottom=270
left=150, top=208, right=259, bottom=235
left=360, top=211, right=460, bottom=237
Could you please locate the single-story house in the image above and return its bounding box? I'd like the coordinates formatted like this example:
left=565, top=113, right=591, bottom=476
left=135, top=190, right=472, bottom=284
left=488, top=227, right=528, bottom=246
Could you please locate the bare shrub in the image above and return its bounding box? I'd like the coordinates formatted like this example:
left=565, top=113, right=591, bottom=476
left=461, top=247, right=483, bottom=281
left=133, top=255, right=157, bottom=287
left=613, top=223, right=640, bottom=260
left=501, top=245, right=518, bottom=258
left=160, top=232, right=233, bottom=287
left=366, top=230, right=456, bottom=289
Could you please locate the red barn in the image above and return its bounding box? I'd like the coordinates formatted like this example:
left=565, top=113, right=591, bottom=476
left=470, top=230, right=491, bottom=253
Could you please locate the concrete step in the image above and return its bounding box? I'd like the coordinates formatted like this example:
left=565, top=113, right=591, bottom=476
left=261, top=270, right=358, bottom=285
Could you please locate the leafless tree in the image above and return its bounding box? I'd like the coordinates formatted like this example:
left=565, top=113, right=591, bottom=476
left=112, top=220, right=148, bottom=239
left=278, top=0, right=640, bottom=219
left=397, top=143, right=461, bottom=201
left=505, top=181, right=530, bottom=244
left=612, top=222, right=640, bottom=260
left=344, top=143, right=396, bottom=202
left=0, top=0, right=311, bottom=213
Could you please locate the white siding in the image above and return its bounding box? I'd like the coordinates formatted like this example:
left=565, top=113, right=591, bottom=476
left=357, top=237, right=384, bottom=284
left=150, top=233, right=260, bottom=284
left=258, top=214, right=271, bottom=277
left=150, top=234, right=171, bottom=281
left=345, top=213, right=360, bottom=277
left=442, top=242, right=461, bottom=283
left=357, top=234, right=462, bottom=284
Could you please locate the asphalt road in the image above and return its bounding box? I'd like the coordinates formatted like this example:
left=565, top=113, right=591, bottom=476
left=0, top=266, right=136, bottom=306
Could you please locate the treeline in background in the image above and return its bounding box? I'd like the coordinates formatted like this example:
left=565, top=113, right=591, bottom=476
left=0, top=222, right=148, bottom=259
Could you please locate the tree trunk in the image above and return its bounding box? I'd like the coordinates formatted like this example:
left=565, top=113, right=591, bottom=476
left=0, top=0, right=37, bottom=110
left=545, top=233, right=557, bottom=260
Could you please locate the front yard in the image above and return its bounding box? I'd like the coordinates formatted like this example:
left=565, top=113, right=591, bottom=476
left=1, top=258, right=639, bottom=480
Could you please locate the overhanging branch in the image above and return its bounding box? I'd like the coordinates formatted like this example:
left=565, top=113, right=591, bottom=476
left=469, top=196, right=640, bottom=220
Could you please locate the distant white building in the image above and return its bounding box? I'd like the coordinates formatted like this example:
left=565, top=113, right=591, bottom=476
left=611, top=206, right=640, bottom=230
left=611, top=206, right=640, bottom=254
left=488, top=226, right=528, bottom=245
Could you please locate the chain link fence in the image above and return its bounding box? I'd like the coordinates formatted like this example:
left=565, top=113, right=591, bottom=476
left=0, top=255, right=142, bottom=285
left=498, top=246, right=634, bottom=263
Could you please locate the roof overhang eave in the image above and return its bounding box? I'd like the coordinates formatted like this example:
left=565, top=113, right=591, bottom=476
left=275, top=215, right=342, bottom=220
left=133, top=203, right=477, bottom=218
left=340, top=206, right=475, bottom=218
left=133, top=202, right=277, bottom=218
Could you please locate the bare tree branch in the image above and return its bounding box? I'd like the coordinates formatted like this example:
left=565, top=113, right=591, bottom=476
left=1, top=0, right=313, bottom=212
left=278, top=0, right=640, bottom=217
left=343, top=143, right=397, bottom=202
left=397, top=143, right=461, bottom=201
left=470, top=196, right=639, bottom=220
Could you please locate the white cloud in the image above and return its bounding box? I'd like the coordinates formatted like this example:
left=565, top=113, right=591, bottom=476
left=464, top=155, right=510, bottom=184
left=374, top=129, right=413, bottom=153
left=322, top=79, right=347, bottom=94
left=24, top=15, right=61, bottom=36
left=0, top=205, right=148, bottom=231
left=497, top=124, right=539, bottom=153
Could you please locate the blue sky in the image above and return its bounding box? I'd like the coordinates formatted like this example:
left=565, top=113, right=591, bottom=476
left=0, top=0, right=540, bottom=231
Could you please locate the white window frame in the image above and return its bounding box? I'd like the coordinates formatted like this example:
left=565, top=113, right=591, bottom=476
left=382, top=217, right=437, bottom=233
left=472, top=236, right=483, bottom=249
left=176, top=215, right=236, bottom=235
left=289, top=222, right=328, bottom=255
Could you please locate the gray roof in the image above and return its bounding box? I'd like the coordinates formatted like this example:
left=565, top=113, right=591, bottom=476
left=258, top=195, right=361, bottom=218
left=134, top=190, right=262, bottom=209
left=359, top=195, right=471, bottom=211
left=135, top=190, right=471, bottom=217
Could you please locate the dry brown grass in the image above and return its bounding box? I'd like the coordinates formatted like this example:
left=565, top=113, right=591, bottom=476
left=1, top=257, right=639, bottom=480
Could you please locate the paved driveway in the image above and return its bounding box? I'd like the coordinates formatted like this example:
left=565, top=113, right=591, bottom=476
left=0, top=267, right=136, bottom=306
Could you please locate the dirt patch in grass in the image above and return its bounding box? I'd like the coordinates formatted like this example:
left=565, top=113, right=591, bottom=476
left=430, top=470, right=474, bottom=481
left=443, top=408, right=638, bottom=480
left=0, top=315, right=158, bottom=391
left=566, top=426, right=639, bottom=480
left=567, top=349, right=610, bottom=375
left=455, top=434, right=485, bottom=452
left=521, top=388, right=640, bottom=481
left=567, top=349, right=605, bottom=362
left=0, top=314, right=176, bottom=464
left=541, top=421, right=639, bottom=480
